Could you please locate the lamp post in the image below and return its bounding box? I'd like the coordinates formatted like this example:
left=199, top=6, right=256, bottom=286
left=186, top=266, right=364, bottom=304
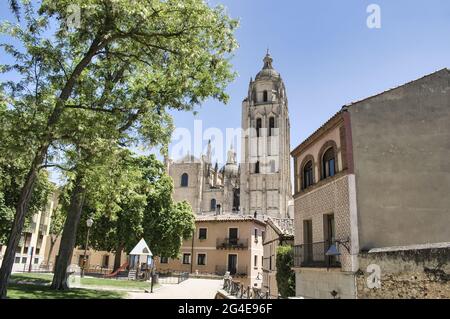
left=81, top=218, right=94, bottom=278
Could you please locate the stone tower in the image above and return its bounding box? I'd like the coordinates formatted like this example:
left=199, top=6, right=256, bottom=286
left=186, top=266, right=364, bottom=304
left=240, top=52, right=292, bottom=218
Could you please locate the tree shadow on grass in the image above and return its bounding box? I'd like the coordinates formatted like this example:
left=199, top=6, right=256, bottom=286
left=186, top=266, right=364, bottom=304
left=8, top=283, right=125, bottom=299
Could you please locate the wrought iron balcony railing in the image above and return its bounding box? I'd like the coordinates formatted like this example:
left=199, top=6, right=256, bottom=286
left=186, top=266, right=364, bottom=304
left=216, top=238, right=248, bottom=250
left=293, top=240, right=341, bottom=268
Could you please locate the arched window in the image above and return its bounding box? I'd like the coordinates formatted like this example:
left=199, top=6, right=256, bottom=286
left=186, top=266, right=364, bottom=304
left=263, top=90, right=268, bottom=102
left=255, top=161, right=260, bottom=174
left=210, top=199, right=217, bottom=211
left=302, top=161, right=313, bottom=189
left=181, top=173, right=189, bottom=187
left=322, top=148, right=336, bottom=179
left=256, top=118, right=262, bottom=137
left=269, top=117, right=275, bottom=136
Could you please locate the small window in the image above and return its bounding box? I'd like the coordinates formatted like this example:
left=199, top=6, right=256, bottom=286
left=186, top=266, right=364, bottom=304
left=197, top=254, right=206, bottom=266
left=255, top=161, right=260, bottom=174
left=34, top=258, right=39, bottom=264
left=181, top=173, right=189, bottom=187
left=14, top=257, right=20, bottom=263
left=263, top=90, right=268, bottom=102
left=21, top=257, right=27, bottom=264
left=303, top=160, right=314, bottom=189
left=160, top=256, right=168, bottom=264
left=210, top=199, right=216, bottom=211
left=254, top=255, right=258, bottom=268
left=269, top=117, right=275, bottom=136
left=256, top=118, right=262, bottom=137
left=262, top=231, right=266, bottom=241
left=182, top=253, right=191, bottom=265
left=199, top=228, right=207, bottom=240
left=254, top=228, right=258, bottom=239
left=102, top=255, right=110, bottom=268
left=322, top=148, right=336, bottom=179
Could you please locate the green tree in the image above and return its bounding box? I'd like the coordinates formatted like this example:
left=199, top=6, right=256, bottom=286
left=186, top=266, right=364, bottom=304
left=276, top=245, right=296, bottom=298
left=0, top=0, right=237, bottom=297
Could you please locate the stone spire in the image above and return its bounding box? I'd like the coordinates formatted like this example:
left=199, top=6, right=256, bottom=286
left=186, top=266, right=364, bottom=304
left=263, top=50, right=273, bottom=69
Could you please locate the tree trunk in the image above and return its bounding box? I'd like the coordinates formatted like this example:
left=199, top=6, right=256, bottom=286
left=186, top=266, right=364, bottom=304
left=46, top=235, right=57, bottom=267
left=0, top=143, right=49, bottom=299
left=113, top=244, right=124, bottom=272
left=51, top=173, right=86, bottom=290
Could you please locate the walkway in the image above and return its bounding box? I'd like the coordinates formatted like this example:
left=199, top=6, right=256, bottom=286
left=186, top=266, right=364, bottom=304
left=128, top=278, right=223, bottom=299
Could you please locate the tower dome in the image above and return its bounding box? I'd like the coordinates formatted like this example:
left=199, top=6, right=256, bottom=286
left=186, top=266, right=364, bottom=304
left=224, top=145, right=238, bottom=176
left=255, top=51, right=280, bottom=80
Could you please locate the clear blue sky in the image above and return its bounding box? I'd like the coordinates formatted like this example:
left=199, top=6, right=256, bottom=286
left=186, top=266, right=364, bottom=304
left=2, top=0, right=450, bottom=166
left=170, top=0, right=450, bottom=163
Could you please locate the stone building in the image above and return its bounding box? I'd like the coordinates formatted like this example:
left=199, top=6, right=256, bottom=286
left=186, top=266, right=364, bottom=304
left=167, top=52, right=293, bottom=220
left=162, top=53, right=294, bottom=286
left=0, top=191, right=58, bottom=272
left=154, top=215, right=266, bottom=288
left=291, top=69, right=450, bottom=299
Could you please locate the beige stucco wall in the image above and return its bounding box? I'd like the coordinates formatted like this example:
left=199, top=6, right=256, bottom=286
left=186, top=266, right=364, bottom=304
left=154, top=218, right=265, bottom=288
left=43, top=236, right=127, bottom=271
left=348, top=69, right=450, bottom=249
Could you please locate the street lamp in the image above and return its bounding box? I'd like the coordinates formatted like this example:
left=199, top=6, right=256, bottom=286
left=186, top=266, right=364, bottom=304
left=81, top=218, right=94, bottom=278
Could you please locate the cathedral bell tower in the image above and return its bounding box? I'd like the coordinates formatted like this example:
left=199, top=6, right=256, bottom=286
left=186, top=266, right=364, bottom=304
left=240, top=52, right=292, bottom=218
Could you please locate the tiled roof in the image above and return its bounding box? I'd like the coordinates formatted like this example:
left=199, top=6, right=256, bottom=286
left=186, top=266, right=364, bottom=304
left=267, top=217, right=295, bottom=236
left=195, top=214, right=266, bottom=225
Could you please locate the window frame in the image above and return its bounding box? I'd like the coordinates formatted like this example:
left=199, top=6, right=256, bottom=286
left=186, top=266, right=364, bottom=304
left=182, top=253, right=191, bottom=265
left=180, top=173, right=189, bottom=187
left=197, top=253, right=207, bottom=266
left=198, top=228, right=208, bottom=240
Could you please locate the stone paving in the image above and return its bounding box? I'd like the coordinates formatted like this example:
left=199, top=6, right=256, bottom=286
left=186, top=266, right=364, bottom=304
left=127, top=278, right=223, bottom=299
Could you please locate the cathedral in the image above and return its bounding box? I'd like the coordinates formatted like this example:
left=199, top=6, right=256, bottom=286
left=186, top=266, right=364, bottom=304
left=167, top=52, right=293, bottom=219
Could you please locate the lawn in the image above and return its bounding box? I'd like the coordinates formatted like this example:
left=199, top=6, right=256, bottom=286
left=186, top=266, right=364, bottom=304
left=8, top=272, right=158, bottom=299
left=7, top=283, right=126, bottom=299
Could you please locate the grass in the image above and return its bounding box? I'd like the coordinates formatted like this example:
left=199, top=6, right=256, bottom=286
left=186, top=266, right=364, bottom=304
left=8, top=272, right=159, bottom=299
left=7, top=283, right=125, bottom=299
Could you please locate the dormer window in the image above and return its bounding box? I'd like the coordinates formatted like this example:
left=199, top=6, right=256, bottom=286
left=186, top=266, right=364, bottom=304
left=263, top=90, right=268, bottom=102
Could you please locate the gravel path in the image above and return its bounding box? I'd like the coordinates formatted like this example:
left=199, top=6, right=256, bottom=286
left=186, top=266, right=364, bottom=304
left=127, top=278, right=223, bottom=299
